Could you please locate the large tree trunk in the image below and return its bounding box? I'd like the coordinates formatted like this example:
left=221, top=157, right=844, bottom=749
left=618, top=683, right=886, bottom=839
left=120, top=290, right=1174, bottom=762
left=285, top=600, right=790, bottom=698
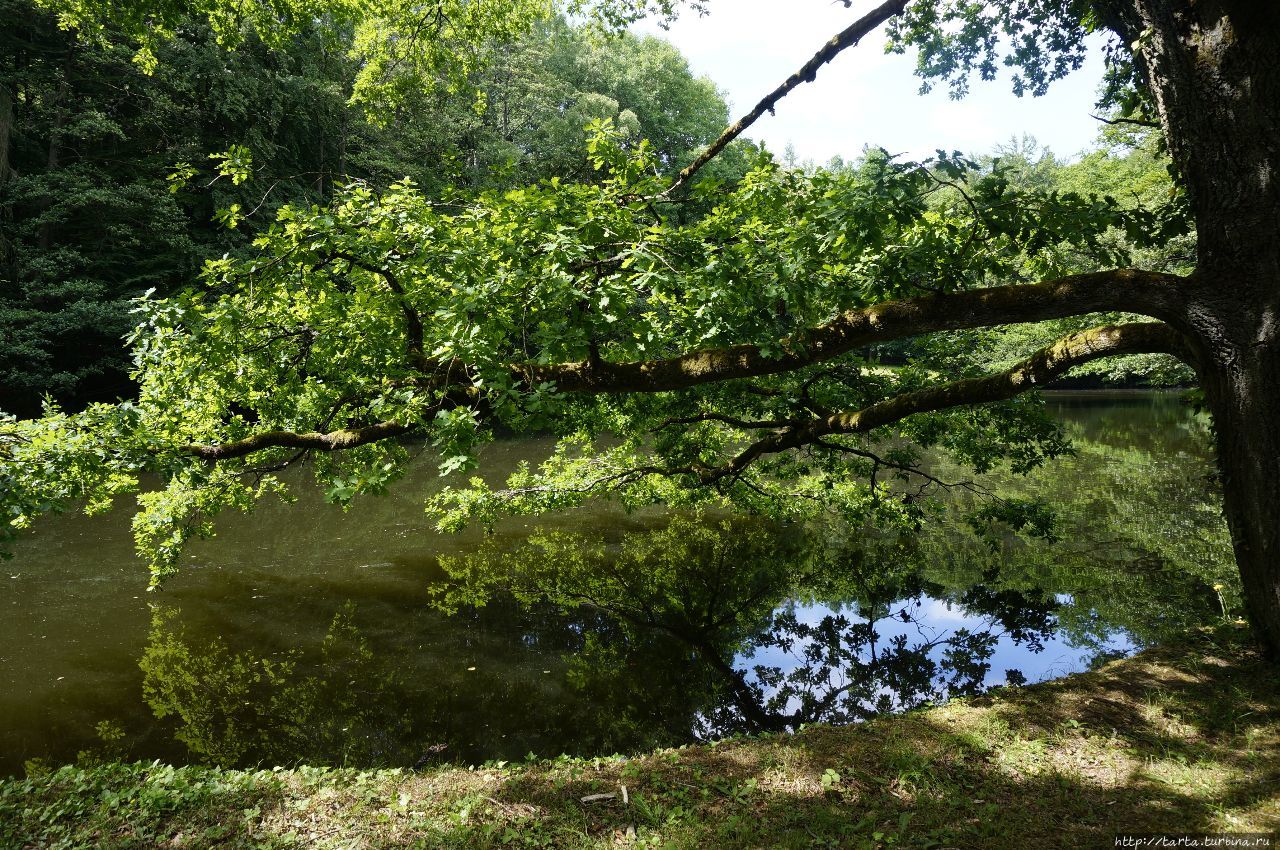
left=1117, top=0, right=1280, bottom=655
left=0, top=81, right=13, bottom=267
left=1199, top=336, right=1280, bottom=658
left=0, top=82, right=13, bottom=189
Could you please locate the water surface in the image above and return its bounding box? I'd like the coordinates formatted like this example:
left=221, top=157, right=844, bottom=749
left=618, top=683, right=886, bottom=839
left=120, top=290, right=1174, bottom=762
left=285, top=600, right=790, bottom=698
left=0, top=392, right=1233, bottom=775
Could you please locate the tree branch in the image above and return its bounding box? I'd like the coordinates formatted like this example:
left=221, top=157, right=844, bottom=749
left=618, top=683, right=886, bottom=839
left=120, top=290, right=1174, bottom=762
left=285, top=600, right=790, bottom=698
left=180, top=273, right=1188, bottom=467
left=698, top=322, right=1189, bottom=483
left=517, top=269, right=1188, bottom=394
left=182, top=379, right=487, bottom=462
left=185, top=421, right=411, bottom=461
left=1091, top=113, right=1161, bottom=129
left=811, top=438, right=995, bottom=498
left=327, top=251, right=428, bottom=369
left=658, top=0, right=909, bottom=199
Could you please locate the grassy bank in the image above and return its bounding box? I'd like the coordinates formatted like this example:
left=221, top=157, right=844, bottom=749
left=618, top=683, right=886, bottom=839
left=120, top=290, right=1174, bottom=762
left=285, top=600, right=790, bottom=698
left=3, top=624, right=1277, bottom=850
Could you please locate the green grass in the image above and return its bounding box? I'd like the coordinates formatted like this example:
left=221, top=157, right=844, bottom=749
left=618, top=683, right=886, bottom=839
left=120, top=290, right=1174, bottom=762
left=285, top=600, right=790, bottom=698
left=3, top=623, right=1277, bottom=849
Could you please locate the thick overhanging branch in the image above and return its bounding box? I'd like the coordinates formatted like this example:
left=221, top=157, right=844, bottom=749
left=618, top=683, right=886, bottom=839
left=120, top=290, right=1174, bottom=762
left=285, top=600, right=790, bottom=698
left=698, top=321, right=1189, bottom=483
left=659, top=0, right=909, bottom=199
left=179, top=272, right=1187, bottom=467
left=182, top=385, right=484, bottom=462
left=518, top=269, right=1188, bottom=394
left=184, top=420, right=411, bottom=461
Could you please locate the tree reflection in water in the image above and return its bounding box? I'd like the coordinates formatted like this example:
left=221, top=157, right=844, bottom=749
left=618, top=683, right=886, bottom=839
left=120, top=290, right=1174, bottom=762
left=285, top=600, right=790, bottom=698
left=140, top=515, right=1071, bottom=767
left=436, top=516, right=1058, bottom=737
left=140, top=604, right=418, bottom=767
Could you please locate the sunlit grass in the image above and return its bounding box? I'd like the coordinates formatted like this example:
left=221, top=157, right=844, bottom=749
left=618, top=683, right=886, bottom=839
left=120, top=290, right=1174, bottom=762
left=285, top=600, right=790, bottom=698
left=3, top=623, right=1276, bottom=848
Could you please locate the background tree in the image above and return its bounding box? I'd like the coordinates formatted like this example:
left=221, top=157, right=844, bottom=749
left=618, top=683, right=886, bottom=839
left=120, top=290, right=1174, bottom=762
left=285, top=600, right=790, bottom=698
left=0, top=0, right=735, bottom=415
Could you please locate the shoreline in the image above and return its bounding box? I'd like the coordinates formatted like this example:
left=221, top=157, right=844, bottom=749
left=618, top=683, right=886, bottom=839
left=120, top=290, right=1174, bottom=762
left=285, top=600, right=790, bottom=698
left=4, top=623, right=1275, bottom=849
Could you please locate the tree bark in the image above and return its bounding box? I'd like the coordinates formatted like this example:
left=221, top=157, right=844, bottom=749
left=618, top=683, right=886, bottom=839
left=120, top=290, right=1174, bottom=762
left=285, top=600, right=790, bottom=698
left=37, top=67, right=69, bottom=253
left=697, top=323, right=1187, bottom=484
left=0, top=81, right=13, bottom=189
left=1198, top=337, right=1280, bottom=660
left=518, top=270, right=1185, bottom=393
left=0, top=81, right=14, bottom=267
left=35, top=111, right=61, bottom=251
left=1118, top=0, right=1280, bottom=656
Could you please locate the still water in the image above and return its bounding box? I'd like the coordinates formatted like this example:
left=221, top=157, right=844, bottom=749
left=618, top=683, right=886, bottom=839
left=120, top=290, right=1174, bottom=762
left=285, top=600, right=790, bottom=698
left=0, top=392, right=1233, bottom=775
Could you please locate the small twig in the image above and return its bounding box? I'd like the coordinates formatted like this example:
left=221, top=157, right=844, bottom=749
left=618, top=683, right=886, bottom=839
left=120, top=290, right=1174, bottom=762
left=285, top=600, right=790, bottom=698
left=654, top=412, right=797, bottom=432
left=580, top=793, right=618, bottom=804
left=657, top=0, right=908, bottom=199
left=1091, top=113, right=1160, bottom=129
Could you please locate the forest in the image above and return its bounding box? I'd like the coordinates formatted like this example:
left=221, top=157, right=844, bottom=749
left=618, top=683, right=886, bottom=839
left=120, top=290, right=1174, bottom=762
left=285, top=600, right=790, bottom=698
left=1, top=0, right=744, bottom=415
left=1, top=0, right=1278, bottom=846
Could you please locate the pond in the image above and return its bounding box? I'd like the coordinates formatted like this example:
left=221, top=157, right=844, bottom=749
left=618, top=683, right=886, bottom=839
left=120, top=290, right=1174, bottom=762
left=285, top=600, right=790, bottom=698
left=0, top=391, right=1236, bottom=776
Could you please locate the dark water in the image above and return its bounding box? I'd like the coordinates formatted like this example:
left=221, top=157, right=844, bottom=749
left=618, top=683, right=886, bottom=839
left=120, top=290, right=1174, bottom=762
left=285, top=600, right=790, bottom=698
left=0, top=392, right=1234, bottom=776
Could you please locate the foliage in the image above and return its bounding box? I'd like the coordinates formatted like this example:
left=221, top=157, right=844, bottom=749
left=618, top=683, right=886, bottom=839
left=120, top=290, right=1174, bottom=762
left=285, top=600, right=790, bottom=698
left=887, top=0, right=1096, bottom=99
left=0, top=1, right=358, bottom=413
left=0, top=0, right=733, bottom=415
left=1, top=110, right=1191, bottom=579
left=31, top=0, right=696, bottom=107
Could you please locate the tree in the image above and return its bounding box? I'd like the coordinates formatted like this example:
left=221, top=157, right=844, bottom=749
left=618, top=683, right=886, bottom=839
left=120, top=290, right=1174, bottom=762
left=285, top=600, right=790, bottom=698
left=0, top=0, right=734, bottom=415
left=3, top=0, right=1279, bottom=659
left=0, top=1, right=369, bottom=414
left=377, top=17, right=734, bottom=190
left=0, top=0, right=199, bottom=414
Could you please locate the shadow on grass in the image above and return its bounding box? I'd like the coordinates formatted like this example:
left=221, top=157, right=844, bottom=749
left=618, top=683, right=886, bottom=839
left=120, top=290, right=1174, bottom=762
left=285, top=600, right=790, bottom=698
left=413, top=625, right=1280, bottom=848
left=3, top=626, right=1277, bottom=849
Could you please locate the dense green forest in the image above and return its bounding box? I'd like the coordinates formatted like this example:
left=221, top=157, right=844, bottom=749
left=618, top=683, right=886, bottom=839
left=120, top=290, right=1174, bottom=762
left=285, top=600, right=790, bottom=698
left=0, top=0, right=746, bottom=415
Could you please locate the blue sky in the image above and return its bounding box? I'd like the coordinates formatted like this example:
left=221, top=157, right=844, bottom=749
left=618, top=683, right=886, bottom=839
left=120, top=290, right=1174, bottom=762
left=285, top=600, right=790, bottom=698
left=633, top=0, right=1110, bottom=164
